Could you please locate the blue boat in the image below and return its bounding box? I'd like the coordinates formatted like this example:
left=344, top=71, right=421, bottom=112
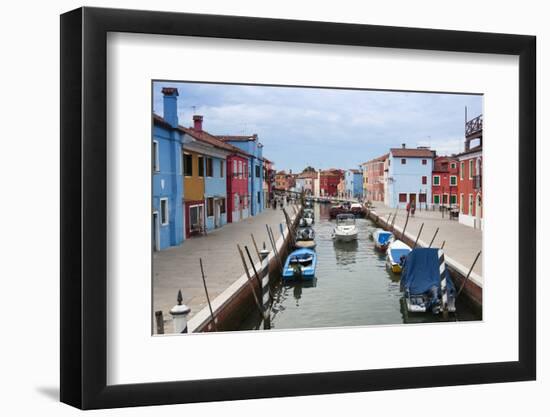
left=400, top=248, right=457, bottom=314
left=386, top=240, right=411, bottom=273
left=282, top=248, right=317, bottom=280
left=372, top=228, right=394, bottom=251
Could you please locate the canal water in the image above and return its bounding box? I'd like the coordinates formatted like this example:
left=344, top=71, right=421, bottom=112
left=239, top=202, right=481, bottom=331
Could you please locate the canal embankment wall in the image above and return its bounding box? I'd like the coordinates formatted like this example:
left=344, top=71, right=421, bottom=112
left=367, top=208, right=482, bottom=310
left=188, top=205, right=301, bottom=332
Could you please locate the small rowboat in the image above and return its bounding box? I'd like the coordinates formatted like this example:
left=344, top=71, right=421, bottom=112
left=373, top=228, right=394, bottom=251
left=386, top=240, right=411, bottom=273
left=282, top=248, right=317, bottom=280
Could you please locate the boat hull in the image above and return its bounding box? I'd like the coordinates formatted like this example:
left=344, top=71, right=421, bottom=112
left=333, top=231, right=358, bottom=242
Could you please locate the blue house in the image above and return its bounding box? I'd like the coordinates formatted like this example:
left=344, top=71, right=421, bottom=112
left=345, top=169, right=363, bottom=200
left=386, top=145, right=434, bottom=209
left=217, top=134, right=264, bottom=216
left=152, top=87, right=185, bottom=251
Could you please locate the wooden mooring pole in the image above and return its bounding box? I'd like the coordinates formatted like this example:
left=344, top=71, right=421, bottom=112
left=457, top=250, right=482, bottom=298
left=236, top=245, right=267, bottom=321
left=401, top=209, right=410, bottom=240
left=251, top=233, right=262, bottom=262
left=428, top=227, right=439, bottom=248
left=413, top=223, right=424, bottom=249
left=199, top=258, right=217, bottom=332
left=155, top=311, right=164, bottom=335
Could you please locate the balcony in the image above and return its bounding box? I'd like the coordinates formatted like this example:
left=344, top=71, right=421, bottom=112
left=465, top=115, right=483, bottom=138
left=473, top=175, right=482, bottom=190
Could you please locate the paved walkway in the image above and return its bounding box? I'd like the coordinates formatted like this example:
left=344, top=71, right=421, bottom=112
left=369, top=202, right=482, bottom=278
left=153, top=205, right=295, bottom=331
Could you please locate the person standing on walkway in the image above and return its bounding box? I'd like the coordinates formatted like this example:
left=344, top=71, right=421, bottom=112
left=406, top=201, right=411, bottom=216
left=411, top=201, right=416, bottom=217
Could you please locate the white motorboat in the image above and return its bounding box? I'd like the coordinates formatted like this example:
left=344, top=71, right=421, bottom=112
left=332, top=214, right=358, bottom=242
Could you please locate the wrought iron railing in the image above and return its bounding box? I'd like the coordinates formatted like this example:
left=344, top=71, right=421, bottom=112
left=465, top=114, right=483, bottom=137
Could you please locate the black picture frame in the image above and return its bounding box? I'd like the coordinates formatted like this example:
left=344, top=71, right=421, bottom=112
left=60, top=6, right=536, bottom=410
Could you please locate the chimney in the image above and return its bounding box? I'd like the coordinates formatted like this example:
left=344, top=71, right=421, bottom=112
left=161, top=87, right=179, bottom=128
left=193, top=115, right=203, bottom=131
left=401, top=143, right=406, bottom=149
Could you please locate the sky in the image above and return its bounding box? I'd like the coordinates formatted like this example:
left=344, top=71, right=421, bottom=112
left=153, top=81, right=482, bottom=173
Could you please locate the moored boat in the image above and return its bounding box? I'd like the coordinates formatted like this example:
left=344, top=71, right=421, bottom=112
left=295, top=227, right=316, bottom=249
left=386, top=240, right=411, bottom=273
left=350, top=203, right=366, bottom=218
left=373, top=228, right=394, bottom=251
left=282, top=248, right=317, bottom=280
left=400, top=248, right=457, bottom=314
left=332, top=213, right=359, bottom=242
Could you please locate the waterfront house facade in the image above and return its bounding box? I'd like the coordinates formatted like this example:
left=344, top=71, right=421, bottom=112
left=263, top=159, right=275, bottom=208
left=319, top=169, right=344, bottom=197
left=432, top=155, right=459, bottom=207
left=295, top=170, right=316, bottom=195
left=152, top=88, right=185, bottom=251
left=274, top=170, right=294, bottom=191
left=362, top=154, right=387, bottom=203
left=344, top=169, right=363, bottom=199
left=218, top=134, right=265, bottom=216
left=457, top=115, right=483, bottom=229
left=227, top=152, right=250, bottom=223
left=386, top=145, right=434, bottom=209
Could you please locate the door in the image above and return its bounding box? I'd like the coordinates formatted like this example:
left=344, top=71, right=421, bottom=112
left=214, top=199, right=221, bottom=228
left=152, top=212, right=160, bottom=251
left=409, top=193, right=416, bottom=206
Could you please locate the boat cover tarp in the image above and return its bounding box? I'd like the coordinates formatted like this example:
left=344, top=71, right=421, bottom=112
left=401, top=248, right=455, bottom=294
left=377, top=231, right=393, bottom=245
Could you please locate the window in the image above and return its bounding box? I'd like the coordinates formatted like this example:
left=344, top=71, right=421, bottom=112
left=469, top=194, right=474, bottom=214
left=399, top=193, right=407, bottom=203
left=198, top=156, right=204, bottom=177
left=422, top=176, right=427, bottom=185
left=153, top=140, right=160, bottom=172
left=460, top=194, right=465, bottom=214
left=419, top=193, right=426, bottom=203
left=234, top=194, right=239, bottom=210
left=460, top=162, right=464, bottom=180
left=206, top=157, right=213, bottom=177
left=255, top=165, right=261, bottom=178
left=220, top=160, right=224, bottom=178
left=469, top=160, right=474, bottom=179
left=184, top=153, right=193, bottom=176
left=220, top=198, right=226, bottom=214
left=433, top=195, right=440, bottom=205
left=233, top=160, right=237, bottom=177
left=450, top=194, right=457, bottom=205
left=207, top=197, right=214, bottom=217
left=433, top=175, right=440, bottom=186
left=257, top=191, right=261, bottom=204
left=451, top=163, right=456, bottom=169
left=422, top=159, right=427, bottom=165
left=401, top=158, right=406, bottom=165
left=450, top=175, right=457, bottom=186
left=160, top=198, right=169, bottom=225
left=238, top=161, right=243, bottom=178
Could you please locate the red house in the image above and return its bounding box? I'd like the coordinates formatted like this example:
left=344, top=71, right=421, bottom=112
left=226, top=152, right=250, bottom=223
left=431, top=156, right=459, bottom=207
left=457, top=114, right=483, bottom=229
left=320, top=169, right=344, bottom=197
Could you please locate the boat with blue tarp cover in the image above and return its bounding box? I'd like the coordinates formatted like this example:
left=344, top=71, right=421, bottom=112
left=386, top=240, right=411, bottom=273
left=373, top=228, right=394, bottom=251
left=282, top=248, right=317, bottom=280
left=400, top=248, right=457, bottom=314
